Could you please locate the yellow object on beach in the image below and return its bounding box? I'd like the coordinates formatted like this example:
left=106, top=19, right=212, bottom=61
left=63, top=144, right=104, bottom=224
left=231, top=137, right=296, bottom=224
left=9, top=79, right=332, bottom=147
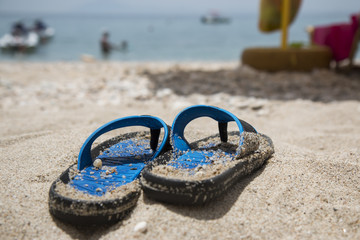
left=242, top=46, right=332, bottom=72
left=259, top=0, right=302, bottom=32
left=243, top=0, right=332, bottom=71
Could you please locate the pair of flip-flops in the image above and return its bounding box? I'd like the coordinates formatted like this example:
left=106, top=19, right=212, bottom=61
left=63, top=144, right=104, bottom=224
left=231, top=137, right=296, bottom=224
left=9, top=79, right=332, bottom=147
left=49, top=105, right=274, bottom=225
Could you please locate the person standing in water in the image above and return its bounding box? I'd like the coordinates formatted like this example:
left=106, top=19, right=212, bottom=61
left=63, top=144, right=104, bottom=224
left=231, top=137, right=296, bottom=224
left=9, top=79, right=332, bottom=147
left=100, top=31, right=129, bottom=57
left=100, top=31, right=112, bottom=55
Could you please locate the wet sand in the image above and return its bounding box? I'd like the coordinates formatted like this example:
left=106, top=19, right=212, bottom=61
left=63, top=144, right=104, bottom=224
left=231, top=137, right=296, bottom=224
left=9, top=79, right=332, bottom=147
left=0, top=61, right=360, bottom=239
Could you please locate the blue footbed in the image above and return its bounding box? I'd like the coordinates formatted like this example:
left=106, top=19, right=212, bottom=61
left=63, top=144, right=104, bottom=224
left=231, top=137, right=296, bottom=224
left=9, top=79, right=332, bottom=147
left=169, top=143, right=236, bottom=170
left=68, top=115, right=169, bottom=197
left=71, top=138, right=152, bottom=196
left=168, top=105, right=256, bottom=172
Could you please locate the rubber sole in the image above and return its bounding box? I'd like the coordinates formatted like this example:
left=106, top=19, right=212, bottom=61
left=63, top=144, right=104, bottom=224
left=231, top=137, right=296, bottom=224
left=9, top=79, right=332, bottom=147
left=141, top=133, right=274, bottom=205
left=49, top=131, right=166, bottom=225
left=49, top=165, right=140, bottom=225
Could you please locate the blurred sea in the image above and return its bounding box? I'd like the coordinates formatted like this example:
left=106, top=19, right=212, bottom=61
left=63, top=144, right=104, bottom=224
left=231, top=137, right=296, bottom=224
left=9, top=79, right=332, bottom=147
left=0, top=12, right=358, bottom=62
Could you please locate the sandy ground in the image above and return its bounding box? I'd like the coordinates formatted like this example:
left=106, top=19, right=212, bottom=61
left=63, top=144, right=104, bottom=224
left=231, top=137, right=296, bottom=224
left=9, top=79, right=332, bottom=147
left=0, top=61, right=360, bottom=239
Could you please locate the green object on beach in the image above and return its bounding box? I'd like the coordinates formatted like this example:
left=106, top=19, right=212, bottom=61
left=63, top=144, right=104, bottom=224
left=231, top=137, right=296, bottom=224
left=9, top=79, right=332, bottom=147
left=289, top=41, right=304, bottom=48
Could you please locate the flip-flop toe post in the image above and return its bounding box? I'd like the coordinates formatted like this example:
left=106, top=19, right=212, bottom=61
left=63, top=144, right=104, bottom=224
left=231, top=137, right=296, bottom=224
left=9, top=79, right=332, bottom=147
left=49, top=116, right=169, bottom=225
left=141, top=105, right=274, bottom=205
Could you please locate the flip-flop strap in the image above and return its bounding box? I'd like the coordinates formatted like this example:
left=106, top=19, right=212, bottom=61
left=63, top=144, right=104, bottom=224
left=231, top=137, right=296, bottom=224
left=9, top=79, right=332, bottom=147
left=78, top=116, right=169, bottom=170
left=171, top=105, right=256, bottom=153
left=218, top=118, right=257, bottom=142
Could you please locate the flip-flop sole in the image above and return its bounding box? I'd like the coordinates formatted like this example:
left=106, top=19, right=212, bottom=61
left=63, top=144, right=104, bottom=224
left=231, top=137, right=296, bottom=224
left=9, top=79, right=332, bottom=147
left=49, top=165, right=140, bottom=225
left=49, top=131, right=161, bottom=225
left=141, top=133, right=274, bottom=205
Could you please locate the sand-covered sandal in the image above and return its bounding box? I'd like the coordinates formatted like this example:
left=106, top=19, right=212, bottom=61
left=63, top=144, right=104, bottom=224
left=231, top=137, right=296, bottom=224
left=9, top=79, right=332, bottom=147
left=49, top=116, right=170, bottom=225
left=141, top=105, right=274, bottom=205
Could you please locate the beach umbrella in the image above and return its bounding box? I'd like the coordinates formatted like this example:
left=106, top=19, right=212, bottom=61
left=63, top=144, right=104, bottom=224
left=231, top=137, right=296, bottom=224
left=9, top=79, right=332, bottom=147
left=258, top=0, right=302, bottom=48
left=242, top=0, right=331, bottom=71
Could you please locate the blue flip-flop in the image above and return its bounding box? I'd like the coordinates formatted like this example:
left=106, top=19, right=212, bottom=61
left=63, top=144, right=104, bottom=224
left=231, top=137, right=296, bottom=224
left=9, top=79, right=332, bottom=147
left=49, top=115, right=170, bottom=225
left=141, top=105, right=274, bottom=205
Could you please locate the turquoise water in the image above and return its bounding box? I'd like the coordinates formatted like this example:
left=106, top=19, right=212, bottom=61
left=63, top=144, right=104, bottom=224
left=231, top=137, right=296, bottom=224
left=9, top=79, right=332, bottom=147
left=0, top=12, right=358, bottom=61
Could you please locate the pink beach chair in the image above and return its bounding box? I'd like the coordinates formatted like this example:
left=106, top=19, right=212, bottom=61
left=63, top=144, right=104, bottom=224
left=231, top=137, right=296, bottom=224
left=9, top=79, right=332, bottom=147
left=309, top=14, right=360, bottom=67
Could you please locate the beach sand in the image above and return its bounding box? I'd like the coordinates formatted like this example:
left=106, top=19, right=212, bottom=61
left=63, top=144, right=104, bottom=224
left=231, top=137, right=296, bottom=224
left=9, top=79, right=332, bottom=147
left=0, top=61, right=360, bottom=239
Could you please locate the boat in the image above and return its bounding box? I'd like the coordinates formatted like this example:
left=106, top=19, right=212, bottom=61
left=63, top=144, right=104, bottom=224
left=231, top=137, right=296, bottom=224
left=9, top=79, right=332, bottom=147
left=0, top=31, right=39, bottom=52
left=0, top=19, right=55, bottom=52
left=32, top=19, right=55, bottom=42
left=201, top=12, right=231, bottom=24
left=35, top=27, right=55, bottom=42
